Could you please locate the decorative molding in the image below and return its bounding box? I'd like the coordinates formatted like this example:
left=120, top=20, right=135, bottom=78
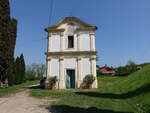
left=45, top=17, right=96, bottom=30
left=90, top=56, right=96, bottom=60
left=89, top=32, right=95, bottom=35
left=59, top=56, right=64, bottom=61
left=46, top=57, right=52, bottom=61
left=60, top=33, right=64, bottom=37
left=45, top=17, right=98, bottom=33
left=45, top=51, right=97, bottom=56
left=48, top=33, right=52, bottom=37
left=76, top=56, right=82, bottom=61
left=77, top=27, right=97, bottom=31
left=45, top=28, right=65, bottom=33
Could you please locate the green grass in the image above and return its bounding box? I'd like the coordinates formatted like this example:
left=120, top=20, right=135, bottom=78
left=30, top=65, right=150, bottom=113
left=0, top=80, right=38, bottom=97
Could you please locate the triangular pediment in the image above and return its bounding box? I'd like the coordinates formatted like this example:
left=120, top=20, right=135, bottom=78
left=45, top=17, right=97, bottom=32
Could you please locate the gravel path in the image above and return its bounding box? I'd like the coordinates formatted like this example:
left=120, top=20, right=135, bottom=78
left=0, top=89, right=51, bottom=113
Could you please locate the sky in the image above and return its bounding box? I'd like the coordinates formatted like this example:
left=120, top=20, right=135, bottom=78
left=10, top=0, right=150, bottom=67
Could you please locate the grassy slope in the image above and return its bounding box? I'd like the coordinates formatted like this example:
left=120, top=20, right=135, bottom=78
left=0, top=81, right=38, bottom=97
left=30, top=65, right=150, bottom=113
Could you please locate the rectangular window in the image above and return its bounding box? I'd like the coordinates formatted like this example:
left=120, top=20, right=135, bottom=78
left=68, top=36, right=74, bottom=48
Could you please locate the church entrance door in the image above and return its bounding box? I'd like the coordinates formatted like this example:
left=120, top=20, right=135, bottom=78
left=66, top=69, right=75, bottom=88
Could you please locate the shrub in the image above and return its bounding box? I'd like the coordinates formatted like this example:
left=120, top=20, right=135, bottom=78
left=135, top=104, right=150, bottom=113
left=40, top=77, right=46, bottom=88
left=48, top=76, right=58, bottom=89
left=80, top=75, right=95, bottom=89
left=25, top=70, right=36, bottom=81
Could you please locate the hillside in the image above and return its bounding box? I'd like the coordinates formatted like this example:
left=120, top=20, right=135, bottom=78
left=30, top=65, right=150, bottom=113
left=99, top=64, right=150, bottom=93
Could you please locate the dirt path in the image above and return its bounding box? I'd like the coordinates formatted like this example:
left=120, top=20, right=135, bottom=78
left=0, top=89, right=51, bottom=113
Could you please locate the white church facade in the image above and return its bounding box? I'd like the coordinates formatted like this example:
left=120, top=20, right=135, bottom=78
left=45, top=17, right=98, bottom=89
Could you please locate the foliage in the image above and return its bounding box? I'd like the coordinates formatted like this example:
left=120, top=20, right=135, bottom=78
left=0, top=0, right=17, bottom=87
left=7, top=54, right=26, bottom=86
left=96, top=65, right=102, bottom=76
left=137, top=62, right=150, bottom=69
left=25, top=70, right=36, bottom=81
left=40, top=77, right=46, bottom=88
left=34, top=64, right=45, bottom=79
left=97, top=69, right=102, bottom=76
left=80, top=75, right=95, bottom=88
left=8, top=59, right=15, bottom=86
left=116, top=60, right=138, bottom=75
left=20, top=54, right=26, bottom=82
left=48, top=76, right=58, bottom=89
left=26, top=63, right=45, bottom=80
left=135, top=104, right=150, bottom=113
left=30, top=65, right=150, bottom=113
left=127, top=60, right=136, bottom=66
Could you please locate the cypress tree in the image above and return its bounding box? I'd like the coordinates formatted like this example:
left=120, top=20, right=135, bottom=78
left=0, top=0, right=17, bottom=87
left=8, top=58, right=15, bottom=86
left=14, top=57, right=19, bottom=84
left=20, top=54, right=26, bottom=82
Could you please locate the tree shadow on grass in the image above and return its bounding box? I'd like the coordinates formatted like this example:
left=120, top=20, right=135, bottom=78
left=75, top=83, right=150, bottom=99
left=28, top=85, right=44, bottom=89
left=46, top=105, right=132, bottom=113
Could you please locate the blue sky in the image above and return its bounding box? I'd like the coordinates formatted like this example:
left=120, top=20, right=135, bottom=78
left=10, top=0, right=150, bottom=67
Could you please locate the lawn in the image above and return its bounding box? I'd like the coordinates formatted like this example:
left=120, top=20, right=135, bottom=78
left=0, top=80, right=38, bottom=97
left=30, top=65, right=150, bottom=113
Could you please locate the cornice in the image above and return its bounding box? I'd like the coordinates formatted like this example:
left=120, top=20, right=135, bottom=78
left=45, top=17, right=98, bottom=32
left=90, top=56, right=97, bottom=60
left=77, top=26, right=97, bottom=31
left=45, top=51, right=97, bottom=56
left=45, top=28, right=65, bottom=33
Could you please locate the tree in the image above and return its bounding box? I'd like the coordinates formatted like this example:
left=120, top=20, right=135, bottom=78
left=116, top=60, right=138, bottom=75
left=8, top=58, right=15, bottom=86
left=0, top=0, right=17, bottom=87
left=26, top=65, right=36, bottom=81
left=25, top=63, right=46, bottom=80
left=13, top=54, right=26, bottom=84
left=20, top=54, right=26, bottom=82
left=35, top=64, right=45, bottom=79
left=14, top=57, right=21, bottom=84
left=31, top=63, right=45, bottom=79
left=127, top=60, right=136, bottom=66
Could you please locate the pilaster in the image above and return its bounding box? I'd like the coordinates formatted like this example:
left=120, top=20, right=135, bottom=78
left=46, top=57, right=52, bottom=79
left=48, top=33, right=52, bottom=52
left=60, top=33, right=64, bottom=51
left=90, top=56, right=98, bottom=88
left=90, top=32, right=96, bottom=51
left=77, top=33, right=81, bottom=51
left=59, top=56, right=65, bottom=89
left=76, top=56, right=82, bottom=88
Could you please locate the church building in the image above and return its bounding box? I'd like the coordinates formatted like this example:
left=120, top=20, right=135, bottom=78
left=45, top=17, right=98, bottom=89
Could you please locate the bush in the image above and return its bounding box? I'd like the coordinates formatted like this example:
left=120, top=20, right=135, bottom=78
left=25, top=70, right=36, bottom=81
left=48, top=76, right=58, bottom=89
left=135, top=104, right=150, bottom=113
left=40, top=77, right=46, bottom=88
left=80, top=75, right=95, bottom=89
